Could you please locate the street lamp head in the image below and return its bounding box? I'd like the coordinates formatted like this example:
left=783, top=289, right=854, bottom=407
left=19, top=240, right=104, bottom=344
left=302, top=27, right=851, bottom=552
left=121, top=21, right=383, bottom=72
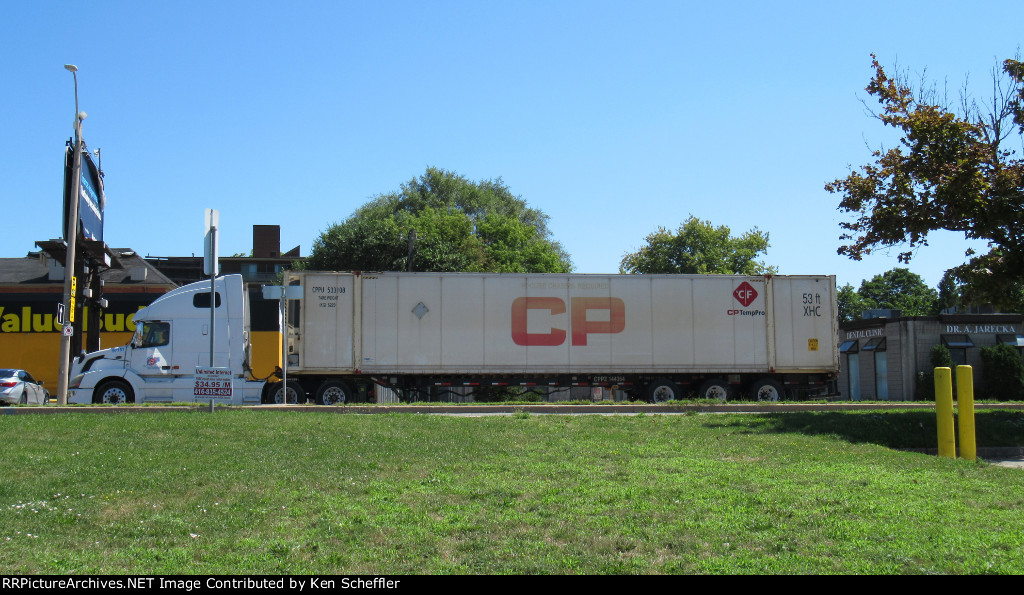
left=64, top=64, right=78, bottom=72
left=78, top=111, right=87, bottom=121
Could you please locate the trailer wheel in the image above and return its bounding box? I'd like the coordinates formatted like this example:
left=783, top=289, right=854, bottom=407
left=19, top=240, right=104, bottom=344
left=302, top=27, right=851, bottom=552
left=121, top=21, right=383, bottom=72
left=94, top=379, right=135, bottom=404
left=751, top=378, right=785, bottom=402
left=315, top=380, right=350, bottom=405
left=269, top=380, right=305, bottom=404
left=697, top=378, right=732, bottom=402
left=646, top=378, right=681, bottom=403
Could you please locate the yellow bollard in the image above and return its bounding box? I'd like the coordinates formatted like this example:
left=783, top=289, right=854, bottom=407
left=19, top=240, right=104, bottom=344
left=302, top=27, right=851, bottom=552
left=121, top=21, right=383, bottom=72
left=957, top=365, right=977, bottom=461
left=934, top=367, right=956, bottom=458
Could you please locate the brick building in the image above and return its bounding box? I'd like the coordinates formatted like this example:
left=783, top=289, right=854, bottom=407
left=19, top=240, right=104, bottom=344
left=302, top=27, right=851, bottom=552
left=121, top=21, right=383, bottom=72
left=838, top=313, right=1024, bottom=400
left=146, top=224, right=301, bottom=286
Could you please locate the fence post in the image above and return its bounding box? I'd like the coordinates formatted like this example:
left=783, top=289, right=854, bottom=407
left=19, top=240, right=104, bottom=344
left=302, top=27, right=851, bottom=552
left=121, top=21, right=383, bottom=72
left=956, top=365, right=976, bottom=461
left=934, top=367, right=956, bottom=458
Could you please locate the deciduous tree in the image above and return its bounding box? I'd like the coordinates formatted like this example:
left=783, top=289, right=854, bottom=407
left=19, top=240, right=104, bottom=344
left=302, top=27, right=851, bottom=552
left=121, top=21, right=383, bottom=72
left=826, top=54, right=1024, bottom=310
left=619, top=216, right=774, bottom=275
left=305, top=168, right=572, bottom=273
left=837, top=283, right=869, bottom=323
left=856, top=268, right=938, bottom=316
left=838, top=268, right=939, bottom=322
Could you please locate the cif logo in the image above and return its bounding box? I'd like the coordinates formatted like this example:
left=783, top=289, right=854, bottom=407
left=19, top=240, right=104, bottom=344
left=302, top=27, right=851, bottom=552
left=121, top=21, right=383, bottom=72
left=733, top=282, right=758, bottom=307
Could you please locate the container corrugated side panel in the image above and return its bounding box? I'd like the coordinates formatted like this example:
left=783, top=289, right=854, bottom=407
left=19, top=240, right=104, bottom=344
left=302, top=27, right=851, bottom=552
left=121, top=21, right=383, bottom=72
left=297, top=273, right=355, bottom=371
left=770, top=275, right=838, bottom=372
left=396, top=275, right=442, bottom=367
left=440, top=275, right=486, bottom=368
left=687, top=275, right=770, bottom=371
left=356, top=273, right=788, bottom=375
left=608, top=276, right=653, bottom=366
left=482, top=276, right=527, bottom=370
left=360, top=274, right=444, bottom=371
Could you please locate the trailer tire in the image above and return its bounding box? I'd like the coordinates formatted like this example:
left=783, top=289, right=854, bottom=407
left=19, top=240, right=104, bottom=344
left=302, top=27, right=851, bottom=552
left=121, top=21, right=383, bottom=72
left=751, top=378, right=785, bottom=402
left=94, top=379, right=135, bottom=404
left=269, top=380, right=305, bottom=404
left=697, top=378, right=732, bottom=402
left=646, top=378, right=681, bottom=403
left=315, top=380, right=350, bottom=405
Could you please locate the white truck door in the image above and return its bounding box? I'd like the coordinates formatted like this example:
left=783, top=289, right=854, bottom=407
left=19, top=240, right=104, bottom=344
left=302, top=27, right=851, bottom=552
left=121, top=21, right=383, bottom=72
left=129, top=321, right=175, bottom=377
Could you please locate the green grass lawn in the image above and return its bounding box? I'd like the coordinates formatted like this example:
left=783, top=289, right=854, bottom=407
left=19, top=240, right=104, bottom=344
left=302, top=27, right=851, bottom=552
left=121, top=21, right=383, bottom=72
left=1, top=410, right=1022, bottom=574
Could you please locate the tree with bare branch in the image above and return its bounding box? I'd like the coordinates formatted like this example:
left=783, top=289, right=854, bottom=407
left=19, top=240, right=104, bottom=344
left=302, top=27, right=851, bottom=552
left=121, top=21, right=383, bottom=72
left=826, top=54, right=1024, bottom=310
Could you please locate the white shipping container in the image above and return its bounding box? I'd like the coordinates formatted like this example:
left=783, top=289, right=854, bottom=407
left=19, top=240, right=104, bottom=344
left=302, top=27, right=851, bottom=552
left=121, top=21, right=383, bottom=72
left=288, top=272, right=838, bottom=377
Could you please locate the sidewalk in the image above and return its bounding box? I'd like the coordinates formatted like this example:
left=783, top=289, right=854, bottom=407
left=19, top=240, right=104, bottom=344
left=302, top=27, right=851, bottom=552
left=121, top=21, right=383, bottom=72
left=986, top=457, right=1024, bottom=469
left=977, top=447, right=1024, bottom=469
left=902, top=447, right=1024, bottom=468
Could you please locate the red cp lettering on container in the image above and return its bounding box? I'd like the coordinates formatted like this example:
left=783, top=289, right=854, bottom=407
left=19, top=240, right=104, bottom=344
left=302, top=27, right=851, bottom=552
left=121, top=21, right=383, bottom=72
left=510, top=297, right=625, bottom=346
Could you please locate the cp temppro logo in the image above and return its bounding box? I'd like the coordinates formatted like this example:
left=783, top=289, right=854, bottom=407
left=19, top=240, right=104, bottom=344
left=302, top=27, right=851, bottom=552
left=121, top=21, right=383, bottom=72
left=733, top=282, right=758, bottom=307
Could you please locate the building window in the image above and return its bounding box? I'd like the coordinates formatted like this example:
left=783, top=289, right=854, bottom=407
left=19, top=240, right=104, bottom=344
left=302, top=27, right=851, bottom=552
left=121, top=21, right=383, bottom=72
left=847, top=353, right=861, bottom=401
left=997, top=334, right=1024, bottom=357
left=941, top=334, right=973, bottom=366
left=862, top=337, right=888, bottom=400
left=840, top=339, right=861, bottom=400
left=862, top=337, right=886, bottom=351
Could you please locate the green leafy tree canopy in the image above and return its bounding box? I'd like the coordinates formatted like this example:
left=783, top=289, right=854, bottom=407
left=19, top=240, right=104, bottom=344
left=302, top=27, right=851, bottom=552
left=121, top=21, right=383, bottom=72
left=837, top=283, right=869, bottom=323
left=620, top=215, right=775, bottom=275
left=838, top=267, right=939, bottom=323
left=306, top=167, right=572, bottom=273
left=857, top=268, right=938, bottom=316
left=826, top=54, right=1024, bottom=310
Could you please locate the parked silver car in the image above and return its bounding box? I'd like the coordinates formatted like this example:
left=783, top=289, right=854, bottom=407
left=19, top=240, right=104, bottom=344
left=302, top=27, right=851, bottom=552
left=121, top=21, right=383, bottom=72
left=0, top=369, right=50, bottom=405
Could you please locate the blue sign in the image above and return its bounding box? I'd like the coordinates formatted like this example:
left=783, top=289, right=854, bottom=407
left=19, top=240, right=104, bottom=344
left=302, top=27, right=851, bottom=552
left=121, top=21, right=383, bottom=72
left=63, top=145, right=105, bottom=243
left=78, top=150, right=104, bottom=242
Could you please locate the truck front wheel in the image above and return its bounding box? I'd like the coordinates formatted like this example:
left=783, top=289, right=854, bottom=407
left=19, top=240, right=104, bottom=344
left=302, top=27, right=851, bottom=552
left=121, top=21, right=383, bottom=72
left=94, top=379, right=135, bottom=404
left=315, top=380, right=350, bottom=405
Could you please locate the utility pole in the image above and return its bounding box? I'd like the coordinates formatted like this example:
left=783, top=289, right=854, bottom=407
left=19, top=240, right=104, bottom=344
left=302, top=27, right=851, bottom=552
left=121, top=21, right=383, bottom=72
left=56, top=64, right=86, bottom=406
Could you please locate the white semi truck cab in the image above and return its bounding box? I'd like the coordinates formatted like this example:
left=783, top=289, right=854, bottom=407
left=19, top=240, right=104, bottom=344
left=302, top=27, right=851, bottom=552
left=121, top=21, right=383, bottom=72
left=68, top=275, right=265, bottom=404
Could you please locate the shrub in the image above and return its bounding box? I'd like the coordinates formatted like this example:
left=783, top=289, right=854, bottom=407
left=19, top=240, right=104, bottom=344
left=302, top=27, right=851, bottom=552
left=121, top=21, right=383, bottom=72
left=930, top=344, right=954, bottom=369
left=914, top=370, right=934, bottom=401
left=915, top=345, right=956, bottom=400
left=980, top=342, right=1024, bottom=400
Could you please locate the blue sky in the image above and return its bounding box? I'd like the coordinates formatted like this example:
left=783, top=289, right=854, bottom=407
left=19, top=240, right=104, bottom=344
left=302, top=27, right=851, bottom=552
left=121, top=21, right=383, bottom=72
left=4, top=1, right=1022, bottom=290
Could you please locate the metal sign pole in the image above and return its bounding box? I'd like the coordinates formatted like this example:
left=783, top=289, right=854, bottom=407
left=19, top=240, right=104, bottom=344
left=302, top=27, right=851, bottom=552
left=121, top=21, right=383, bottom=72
left=209, top=224, right=216, bottom=367
left=203, top=209, right=220, bottom=408
left=56, top=65, right=85, bottom=406
left=281, top=292, right=287, bottom=403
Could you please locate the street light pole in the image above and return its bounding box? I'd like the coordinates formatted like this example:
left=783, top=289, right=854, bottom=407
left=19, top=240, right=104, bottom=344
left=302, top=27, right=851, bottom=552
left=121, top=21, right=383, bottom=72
left=56, top=64, right=85, bottom=406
